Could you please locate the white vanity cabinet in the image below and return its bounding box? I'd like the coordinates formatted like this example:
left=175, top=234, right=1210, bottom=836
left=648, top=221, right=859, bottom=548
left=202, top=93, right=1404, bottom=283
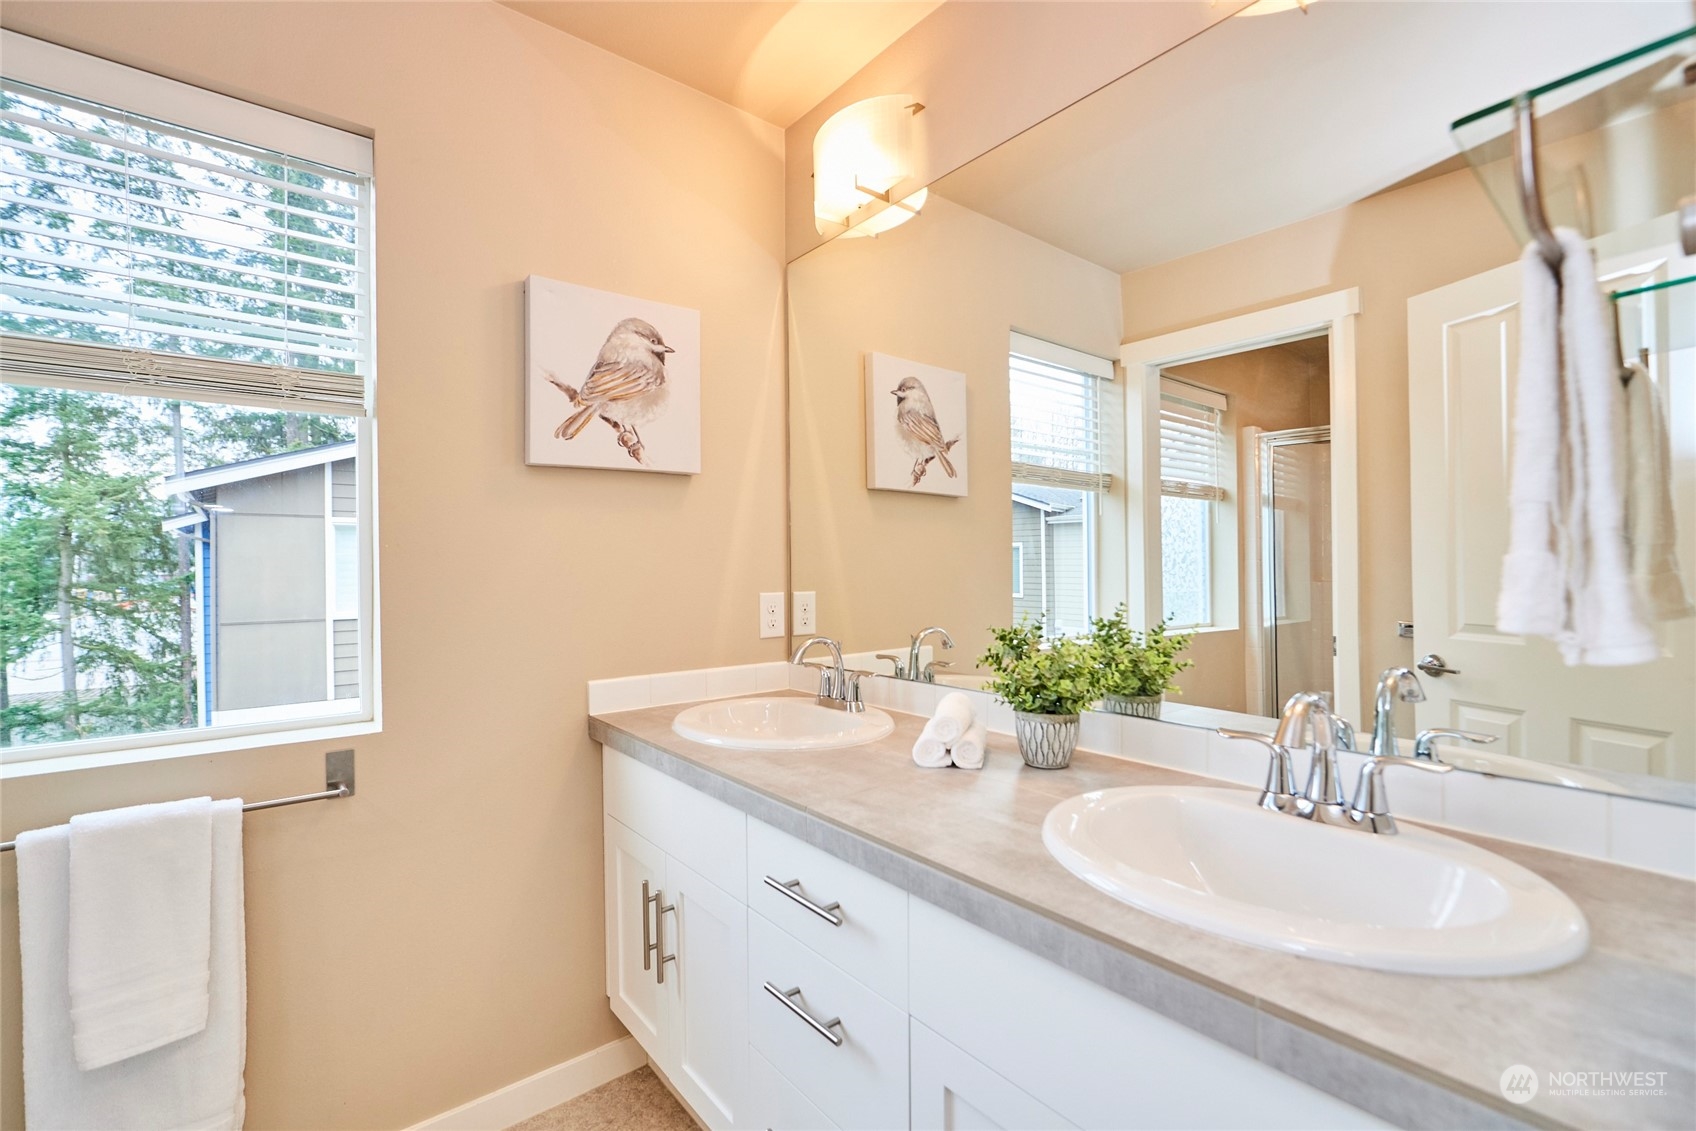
left=603, top=754, right=750, bottom=1130
left=602, top=748, right=1382, bottom=1131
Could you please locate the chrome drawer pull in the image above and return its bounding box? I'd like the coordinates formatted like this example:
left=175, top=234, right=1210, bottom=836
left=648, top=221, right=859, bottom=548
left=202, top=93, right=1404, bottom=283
left=762, top=982, right=843, bottom=1047
left=642, top=880, right=658, bottom=971
left=763, top=875, right=843, bottom=926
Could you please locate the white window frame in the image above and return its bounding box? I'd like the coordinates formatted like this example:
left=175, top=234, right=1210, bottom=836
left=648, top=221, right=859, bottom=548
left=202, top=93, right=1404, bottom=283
left=1012, top=542, right=1025, bottom=599
left=1120, top=290, right=1362, bottom=725
left=0, top=33, right=381, bottom=777
left=1156, top=378, right=1237, bottom=633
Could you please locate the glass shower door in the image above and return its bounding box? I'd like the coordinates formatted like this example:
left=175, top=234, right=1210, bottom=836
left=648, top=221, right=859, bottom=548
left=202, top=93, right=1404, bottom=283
left=1261, top=428, right=1333, bottom=709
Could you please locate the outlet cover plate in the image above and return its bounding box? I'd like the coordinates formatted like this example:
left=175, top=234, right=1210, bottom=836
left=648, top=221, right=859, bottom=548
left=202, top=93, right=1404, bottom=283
left=793, top=591, right=817, bottom=634
left=759, top=592, right=785, bottom=638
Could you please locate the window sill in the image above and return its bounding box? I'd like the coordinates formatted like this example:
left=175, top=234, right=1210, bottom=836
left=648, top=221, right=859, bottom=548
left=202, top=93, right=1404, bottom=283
left=1174, top=623, right=1241, bottom=636
left=0, top=716, right=381, bottom=780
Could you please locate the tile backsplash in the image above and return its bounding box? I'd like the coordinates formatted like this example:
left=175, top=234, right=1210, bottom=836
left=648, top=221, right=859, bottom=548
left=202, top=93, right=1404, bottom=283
left=588, top=663, right=1696, bottom=881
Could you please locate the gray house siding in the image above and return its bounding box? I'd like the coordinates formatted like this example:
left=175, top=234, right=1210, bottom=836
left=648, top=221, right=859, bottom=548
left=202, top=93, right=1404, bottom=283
left=1048, top=519, right=1087, bottom=633
left=1012, top=502, right=1045, bottom=623
left=333, top=619, right=359, bottom=700
left=212, top=465, right=328, bottom=711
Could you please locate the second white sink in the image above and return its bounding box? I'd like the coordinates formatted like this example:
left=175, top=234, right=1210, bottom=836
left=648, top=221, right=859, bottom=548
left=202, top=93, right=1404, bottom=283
left=1042, top=786, right=1588, bottom=976
left=672, top=696, right=894, bottom=751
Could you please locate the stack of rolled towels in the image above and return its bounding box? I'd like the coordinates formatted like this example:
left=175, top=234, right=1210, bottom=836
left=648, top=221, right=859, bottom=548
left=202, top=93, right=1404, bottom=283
left=912, top=691, right=989, bottom=770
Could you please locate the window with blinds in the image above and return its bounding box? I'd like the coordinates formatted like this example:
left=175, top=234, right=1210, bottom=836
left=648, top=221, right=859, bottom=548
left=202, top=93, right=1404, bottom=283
left=1009, top=337, right=1112, bottom=491
left=0, top=58, right=372, bottom=415
left=1159, top=379, right=1228, bottom=501
left=0, top=34, right=378, bottom=764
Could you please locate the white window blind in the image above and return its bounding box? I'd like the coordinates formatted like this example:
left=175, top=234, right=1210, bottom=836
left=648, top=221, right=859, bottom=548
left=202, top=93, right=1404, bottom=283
left=1159, top=378, right=1227, bottom=501
left=1009, top=336, right=1112, bottom=492
left=0, top=52, right=372, bottom=416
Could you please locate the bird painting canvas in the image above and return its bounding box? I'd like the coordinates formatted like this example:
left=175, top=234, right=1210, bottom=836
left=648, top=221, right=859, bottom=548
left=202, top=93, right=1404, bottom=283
left=525, top=276, right=701, bottom=474
left=865, top=352, right=968, bottom=497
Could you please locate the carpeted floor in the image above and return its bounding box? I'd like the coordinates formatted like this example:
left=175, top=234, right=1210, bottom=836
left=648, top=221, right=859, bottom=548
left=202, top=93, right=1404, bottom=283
left=505, top=1066, right=698, bottom=1131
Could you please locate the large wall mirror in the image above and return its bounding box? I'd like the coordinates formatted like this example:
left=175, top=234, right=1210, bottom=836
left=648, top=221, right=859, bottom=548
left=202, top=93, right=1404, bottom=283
left=788, top=2, right=1696, bottom=806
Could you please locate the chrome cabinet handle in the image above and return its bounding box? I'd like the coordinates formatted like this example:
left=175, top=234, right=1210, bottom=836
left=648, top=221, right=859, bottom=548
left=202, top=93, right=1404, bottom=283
left=763, top=875, right=843, bottom=926
left=655, top=895, right=676, bottom=984
left=1416, top=654, right=1460, bottom=677
left=762, top=982, right=843, bottom=1047
left=642, top=880, right=657, bottom=972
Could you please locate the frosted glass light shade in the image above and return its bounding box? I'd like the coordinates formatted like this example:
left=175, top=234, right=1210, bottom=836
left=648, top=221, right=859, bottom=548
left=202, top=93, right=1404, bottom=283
left=814, top=94, right=924, bottom=236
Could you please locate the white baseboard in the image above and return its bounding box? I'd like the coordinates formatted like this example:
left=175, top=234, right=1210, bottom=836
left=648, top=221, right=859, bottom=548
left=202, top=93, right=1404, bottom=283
left=409, top=1035, right=647, bottom=1131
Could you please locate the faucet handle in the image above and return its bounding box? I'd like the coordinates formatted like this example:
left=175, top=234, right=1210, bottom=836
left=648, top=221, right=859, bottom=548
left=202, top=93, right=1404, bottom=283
left=1351, top=754, right=1452, bottom=834
left=1218, top=729, right=1301, bottom=815
left=842, top=670, right=870, bottom=708
left=922, top=659, right=954, bottom=683
left=1413, top=728, right=1496, bottom=762
left=874, top=654, right=906, bottom=679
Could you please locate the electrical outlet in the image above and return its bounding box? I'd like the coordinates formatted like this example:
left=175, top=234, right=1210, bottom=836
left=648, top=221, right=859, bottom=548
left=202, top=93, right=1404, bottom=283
left=759, top=592, right=786, bottom=639
left=793, top=591, right=817, bottom=634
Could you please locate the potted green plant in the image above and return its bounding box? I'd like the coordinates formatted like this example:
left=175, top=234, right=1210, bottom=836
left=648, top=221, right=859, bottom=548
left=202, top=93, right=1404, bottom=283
left=979, top=618, right=1104, bottom=769
left=1089, top=605, right=1194, bottom=719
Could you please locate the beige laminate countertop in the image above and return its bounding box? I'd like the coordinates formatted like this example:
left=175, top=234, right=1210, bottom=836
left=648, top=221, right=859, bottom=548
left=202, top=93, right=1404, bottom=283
left=590, top=696, right=1696, bottom=1131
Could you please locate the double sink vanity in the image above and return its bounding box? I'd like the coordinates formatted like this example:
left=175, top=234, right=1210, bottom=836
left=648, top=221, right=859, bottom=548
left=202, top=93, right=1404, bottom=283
left=593, top=670, right=1695, bottom=1131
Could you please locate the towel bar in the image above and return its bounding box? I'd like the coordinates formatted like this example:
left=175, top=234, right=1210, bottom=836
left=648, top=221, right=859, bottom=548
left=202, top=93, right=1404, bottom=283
left=0, top=750, right=355, bottom=854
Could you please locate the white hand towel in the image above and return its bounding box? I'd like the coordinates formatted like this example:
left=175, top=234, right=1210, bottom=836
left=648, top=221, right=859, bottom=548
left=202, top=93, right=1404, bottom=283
left=1498, top=237, right=1568, bottom=639
left=1622, top=361, right=1695, bottom=622
left=913, top=724, right=952, bottom=768
left=69, top=796, right=214, bottom=1070
left=19, top=799, right=247, bottom=1130
left=1555, top=230, right=1655, bottom=667
left=1498, top=230, right=1657, bottom=665
left=950, top=721, right=989, bottom=770
left=927, top=692, right=976, bottom=745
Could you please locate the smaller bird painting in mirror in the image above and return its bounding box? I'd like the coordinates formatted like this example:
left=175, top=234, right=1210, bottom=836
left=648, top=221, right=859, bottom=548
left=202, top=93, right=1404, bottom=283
left=525, top=275, right=701, bottom=474
left=865, top=352, right=967, bottom=497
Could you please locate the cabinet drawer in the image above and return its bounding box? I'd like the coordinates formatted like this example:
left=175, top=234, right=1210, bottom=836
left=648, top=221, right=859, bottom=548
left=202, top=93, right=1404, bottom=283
left=604, top=748, right=746, bottom=898
left=749, top=1048, right=838, bottom=1131
left=910, top=900, right=1382, bottom=1130
left=748, top=819, right=908, bottom=1007
left=749, top=913, right=908, bottom=1131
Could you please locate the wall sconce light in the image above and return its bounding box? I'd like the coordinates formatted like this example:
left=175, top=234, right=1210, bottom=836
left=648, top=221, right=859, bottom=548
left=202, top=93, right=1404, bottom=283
left=813, top=94, right=927, bottom=238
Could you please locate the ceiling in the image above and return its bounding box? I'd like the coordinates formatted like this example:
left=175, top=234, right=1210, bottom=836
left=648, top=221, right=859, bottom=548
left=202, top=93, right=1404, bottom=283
left=933, top=1, right=1690, bottom=275
left=501, top=0, right=943, bottom=127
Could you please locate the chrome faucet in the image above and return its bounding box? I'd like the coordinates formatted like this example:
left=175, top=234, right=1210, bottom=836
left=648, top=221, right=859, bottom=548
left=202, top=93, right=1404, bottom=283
left=908, top=626, right=955, bottom=684
left=791, top=636, right=866, bottom=713
left=1369, top=667, right=1426, bottom=760
left=1413, top=727, right=1496, bottom=762
left=1219, top=690, right=1451, bottom=835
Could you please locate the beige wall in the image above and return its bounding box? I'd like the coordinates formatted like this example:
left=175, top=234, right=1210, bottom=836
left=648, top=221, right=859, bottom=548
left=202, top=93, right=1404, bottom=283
left=1164, top=346, right=1330, bottom=714
left=783, top=1, right=1245, bottom=261
left=0, top=4, right=787, bottom=1128
left=1122, top=166, right=1519, bottom=712
left=789, top=195, right=1122, bottom=664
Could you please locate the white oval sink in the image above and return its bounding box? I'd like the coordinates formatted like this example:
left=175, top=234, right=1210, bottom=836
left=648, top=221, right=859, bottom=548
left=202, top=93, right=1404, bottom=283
left=1042, top=786, right=1588, bottom=976
left=672, top=697, right=894, bottom=751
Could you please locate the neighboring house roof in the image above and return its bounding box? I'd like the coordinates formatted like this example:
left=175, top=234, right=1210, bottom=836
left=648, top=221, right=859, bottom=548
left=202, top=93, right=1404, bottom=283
left=1012, top=484, right=1084, bottom=520
left=154, top=440, right=356, bottom=497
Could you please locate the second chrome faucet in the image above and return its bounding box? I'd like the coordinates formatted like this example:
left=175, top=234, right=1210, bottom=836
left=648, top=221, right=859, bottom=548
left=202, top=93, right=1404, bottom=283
left=1218, top=671, right=1469, bottom=835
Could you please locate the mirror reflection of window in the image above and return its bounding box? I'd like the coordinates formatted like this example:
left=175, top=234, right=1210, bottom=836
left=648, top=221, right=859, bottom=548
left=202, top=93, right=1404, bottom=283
left=1158, top=381, right=1230, bottom=630
left=1008, top=335, right=1113, bottom=636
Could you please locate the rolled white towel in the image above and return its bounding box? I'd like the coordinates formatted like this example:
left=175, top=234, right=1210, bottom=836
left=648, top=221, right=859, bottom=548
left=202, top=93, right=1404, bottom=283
left=912, top=731, right=952, bottom=769
left=951, top=721, right=988, bottom=770
left=928, top=692, right=976, bottom=745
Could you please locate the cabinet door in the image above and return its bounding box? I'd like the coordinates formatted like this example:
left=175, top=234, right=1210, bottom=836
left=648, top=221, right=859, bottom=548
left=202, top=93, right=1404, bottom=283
left=912, top=1020, right=1074, bottom=1131
left=666, top=857, right=749, bottom=1130
left=605, top=816, right=668, bottom=1057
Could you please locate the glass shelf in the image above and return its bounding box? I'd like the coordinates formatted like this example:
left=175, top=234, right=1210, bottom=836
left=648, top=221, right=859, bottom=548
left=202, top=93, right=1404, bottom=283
left=1450, top=27, right=1695, bottom=249
left=1611, top=271, right=1693, bottom=358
